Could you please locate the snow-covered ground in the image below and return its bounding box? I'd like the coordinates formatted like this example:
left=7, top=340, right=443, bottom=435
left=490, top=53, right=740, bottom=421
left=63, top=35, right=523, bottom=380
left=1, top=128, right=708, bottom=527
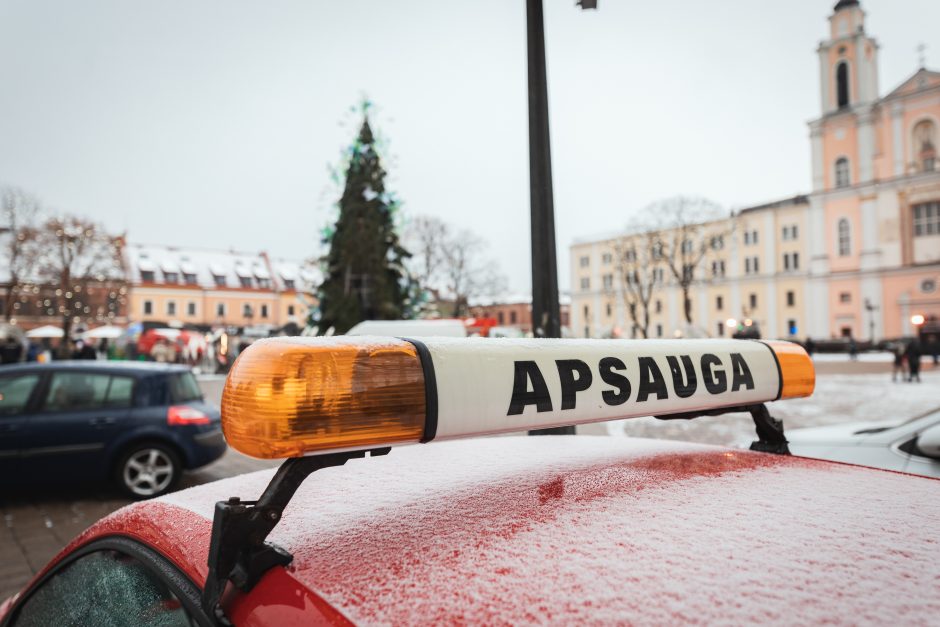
left=580, top=369, right=940, bottom=446
left=811, top=351, right=895, bottom=362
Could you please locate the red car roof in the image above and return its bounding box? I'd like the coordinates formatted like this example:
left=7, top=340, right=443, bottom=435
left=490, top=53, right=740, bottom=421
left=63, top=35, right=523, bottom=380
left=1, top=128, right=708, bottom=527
left=29, top=437, right=940, bottom=624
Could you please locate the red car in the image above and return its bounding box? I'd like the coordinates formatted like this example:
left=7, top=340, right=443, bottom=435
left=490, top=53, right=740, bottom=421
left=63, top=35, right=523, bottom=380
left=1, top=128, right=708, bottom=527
left=2, top=338, right=938, bottom=625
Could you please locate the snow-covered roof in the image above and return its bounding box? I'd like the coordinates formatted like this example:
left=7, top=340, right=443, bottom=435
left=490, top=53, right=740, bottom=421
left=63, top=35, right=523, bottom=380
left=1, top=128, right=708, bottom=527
left=124, top=243, right=316, bottom=291
left=152, top=436, right=940, bottom=624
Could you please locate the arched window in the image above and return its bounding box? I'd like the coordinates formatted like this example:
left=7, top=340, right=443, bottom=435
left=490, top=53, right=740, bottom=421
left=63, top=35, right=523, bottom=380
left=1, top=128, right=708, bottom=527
left=837, top=218, right=851, bottom=256
left=836, top=62, right=850, bottom=108
left=913, top=120, right=936, bottom=172
left=835, top=157, right=850, bottom=188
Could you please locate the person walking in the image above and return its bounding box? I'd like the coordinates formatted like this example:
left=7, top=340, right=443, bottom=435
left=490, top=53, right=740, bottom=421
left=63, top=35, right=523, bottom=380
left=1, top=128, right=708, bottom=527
left=906, top=340, right=922, bottom=383
left=892, top=342, right=906, bottom=382
left=848, top=336, right=858, bottom=361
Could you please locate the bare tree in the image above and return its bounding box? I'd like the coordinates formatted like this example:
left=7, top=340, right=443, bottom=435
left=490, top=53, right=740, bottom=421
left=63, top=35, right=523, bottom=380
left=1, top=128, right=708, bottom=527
left=404, top=215, right=507, bottom=317
left=645, top=196, right=729, bottom=326
left=0, top=186, right=41, bottom=321
left=32, top=216, right=125, bottom=356
left=609, top=227, right=665, bottom=338
left=403, top=215, right=448, bottom=302
left=441, top=229, right=506, bottom=317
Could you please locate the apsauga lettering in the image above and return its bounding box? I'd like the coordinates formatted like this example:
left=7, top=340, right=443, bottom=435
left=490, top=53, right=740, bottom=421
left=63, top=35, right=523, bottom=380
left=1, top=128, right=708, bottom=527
left=506, top=353, right=756, bottom=415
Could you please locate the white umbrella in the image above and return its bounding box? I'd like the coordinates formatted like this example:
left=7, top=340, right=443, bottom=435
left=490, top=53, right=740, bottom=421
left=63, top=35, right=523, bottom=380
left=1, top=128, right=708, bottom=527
left=26, top=325, right=64, bottom=339
left=83, top=325, right=124, bottom=339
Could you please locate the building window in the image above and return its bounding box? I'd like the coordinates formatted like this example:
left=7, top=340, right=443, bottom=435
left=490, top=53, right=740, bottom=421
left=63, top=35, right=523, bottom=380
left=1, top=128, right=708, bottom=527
left=788, top=319, right=798, bottom=336
left=257, top=278, right=271, bottom=289
left=653, top=267, right=664, bottom=283
left=580, top=277, right=590, bottom=291
left=163, top=272, right=179, bottom=284
left=655, top=300, right=662, bottom=314
left=745, top=256, right=759, bottom=275
left=187, top=302, right=196, bottom=316
left=681, top=239, right=693, bottom=254
left=287, top=304, right=296, bottom=316
left=140, top=271, right=155, bottom=283
left=239, top=277, right=252, bottom=288
left=579, top=256, right=590, bottom=268
left=913, top=201, right=940, bottom=237
left=839, top=292, right=851, bottom=304
left=166, top=301, right=176, bottom=316
left=711, top=260, right=726, bottom=277
left=283, top=279, right=295, bottom=290
left=510, top=311, right=517, bottom=324
left=716, top=295, right=723, bottom=311
left=786, top=291, right=795, bottom=307
left=602, top=274, right=613, bottom=289
left=260, top=304, right=269, bottom=319
left=601, top=252, right=612, bottom=264
left=606, top=302, right=612, bottom=317
left=744, top=231, right=749, bottom=245
left=838, top=218, right=851, bottom=256
left=243, top=304, right=253, bottom=318
left=497, top=311, right=505, bottom=324
left=783, top=252, right=800, bottom=271
left=749, top=293, right=757, bottom=309
left=836, top=61, right=849, bottom=108
left=782, top=225, right=799, bottom=241
left=710, top=235, right=724, bottom=250
left=717, top=322, right=724, bottom=337
left=583, top=305, right=589, bottom=318
left=835, top=158, right=850, bottom=188
left=143, top=300, right=153, bottom=315
left=656, top=324, right=663, bottom=338
left=745, top=258, right=750, bottom=274
left=183, top=273, right=197, bottom=285
left=913, top=120, right=937, bottom=172
left=216, top=303, right=226, bottom=317
left=213, top=275, right=226, bottom=287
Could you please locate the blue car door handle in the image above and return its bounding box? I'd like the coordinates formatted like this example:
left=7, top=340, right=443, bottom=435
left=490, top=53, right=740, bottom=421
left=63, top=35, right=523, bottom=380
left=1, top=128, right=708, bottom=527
left=89, top=417, right=117, bottom=427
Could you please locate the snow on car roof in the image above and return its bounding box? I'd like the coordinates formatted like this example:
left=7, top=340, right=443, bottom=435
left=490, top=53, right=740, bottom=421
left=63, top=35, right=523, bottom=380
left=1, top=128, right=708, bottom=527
left=160, top=436, right=940, bottom=624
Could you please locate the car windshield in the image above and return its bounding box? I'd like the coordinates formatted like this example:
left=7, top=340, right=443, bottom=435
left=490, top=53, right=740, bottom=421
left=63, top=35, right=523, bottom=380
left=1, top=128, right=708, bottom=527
left=169, top=372, right=202, bottom=403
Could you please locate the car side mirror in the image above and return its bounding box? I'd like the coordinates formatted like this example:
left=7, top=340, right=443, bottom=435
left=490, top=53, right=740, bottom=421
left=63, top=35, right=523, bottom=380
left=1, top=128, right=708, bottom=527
left=916, top=423, right=940, bottom=459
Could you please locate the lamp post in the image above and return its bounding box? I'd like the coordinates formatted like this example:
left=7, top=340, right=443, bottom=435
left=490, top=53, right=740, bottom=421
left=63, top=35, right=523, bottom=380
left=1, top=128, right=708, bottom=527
left=864, top=298, right=878, bottom=344
left=527, top=0, right=595, bottom=436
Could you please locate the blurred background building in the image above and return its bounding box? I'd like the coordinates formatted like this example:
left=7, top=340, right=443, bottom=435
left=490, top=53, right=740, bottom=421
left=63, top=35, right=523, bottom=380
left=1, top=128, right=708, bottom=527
left=570, top=0, right=939, bottom=344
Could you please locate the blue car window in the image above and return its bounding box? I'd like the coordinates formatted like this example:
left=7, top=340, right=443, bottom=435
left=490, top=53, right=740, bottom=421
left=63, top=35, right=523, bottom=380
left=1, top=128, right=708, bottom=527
left=106, top=376, right=135, bottom=408
left=0, top=374, right=40, bottom=416
left=11, top=549, right=196, bottom=627
left=168, top=373, right=202, bottom=404
left=43, top=373, right=112, bottom=412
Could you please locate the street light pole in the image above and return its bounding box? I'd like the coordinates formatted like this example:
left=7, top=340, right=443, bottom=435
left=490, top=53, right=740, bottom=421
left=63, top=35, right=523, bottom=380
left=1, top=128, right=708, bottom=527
left=526, top=0, right=560, bottom=342
left=526, top=0, right=594, bottom=436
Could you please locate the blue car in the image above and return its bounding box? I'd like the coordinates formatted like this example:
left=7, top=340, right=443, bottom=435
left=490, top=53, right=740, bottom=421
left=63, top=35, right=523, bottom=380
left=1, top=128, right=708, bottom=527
left=0, top=361, right=226, bottom=498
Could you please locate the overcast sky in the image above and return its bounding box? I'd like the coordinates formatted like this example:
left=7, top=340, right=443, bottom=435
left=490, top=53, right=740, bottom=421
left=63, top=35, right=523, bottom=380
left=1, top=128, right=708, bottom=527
left=1, top=0, right=938, bottom=293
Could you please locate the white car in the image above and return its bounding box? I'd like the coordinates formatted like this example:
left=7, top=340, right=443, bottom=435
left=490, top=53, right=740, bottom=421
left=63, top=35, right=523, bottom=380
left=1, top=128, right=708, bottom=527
left=787, top=407, right=940, bottom=479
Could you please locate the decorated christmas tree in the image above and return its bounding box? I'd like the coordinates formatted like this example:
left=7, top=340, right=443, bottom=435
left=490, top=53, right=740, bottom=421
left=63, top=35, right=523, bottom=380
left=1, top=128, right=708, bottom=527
left=316, top=108, right=412, bottom=334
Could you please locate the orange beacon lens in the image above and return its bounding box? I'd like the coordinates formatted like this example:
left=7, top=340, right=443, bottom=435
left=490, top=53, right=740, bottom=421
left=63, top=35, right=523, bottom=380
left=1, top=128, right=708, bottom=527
left=221, top=338, right=427, bottom=459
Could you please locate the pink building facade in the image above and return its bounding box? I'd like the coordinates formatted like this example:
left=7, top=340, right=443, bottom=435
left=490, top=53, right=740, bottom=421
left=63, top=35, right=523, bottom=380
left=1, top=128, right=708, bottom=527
left=807, top=0, right=939, bottom=341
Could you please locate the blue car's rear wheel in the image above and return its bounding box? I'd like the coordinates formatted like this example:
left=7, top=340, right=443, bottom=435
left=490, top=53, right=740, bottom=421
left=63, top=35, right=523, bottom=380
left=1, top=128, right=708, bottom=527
left=115, top=443, right=181, bottom=498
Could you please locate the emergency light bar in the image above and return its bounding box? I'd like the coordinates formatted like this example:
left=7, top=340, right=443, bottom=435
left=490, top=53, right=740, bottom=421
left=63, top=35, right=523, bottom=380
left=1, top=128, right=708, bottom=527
left=221, top=337, right=814, bottom=459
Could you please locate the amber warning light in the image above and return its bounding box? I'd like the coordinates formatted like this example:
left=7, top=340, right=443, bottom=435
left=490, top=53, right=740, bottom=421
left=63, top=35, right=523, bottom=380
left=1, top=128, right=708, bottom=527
left=221, top=337, right=814, bottom=459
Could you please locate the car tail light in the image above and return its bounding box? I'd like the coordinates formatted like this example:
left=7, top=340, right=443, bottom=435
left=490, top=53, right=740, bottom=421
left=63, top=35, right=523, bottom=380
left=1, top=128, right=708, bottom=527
left=168, top=405, right=211, bottom=426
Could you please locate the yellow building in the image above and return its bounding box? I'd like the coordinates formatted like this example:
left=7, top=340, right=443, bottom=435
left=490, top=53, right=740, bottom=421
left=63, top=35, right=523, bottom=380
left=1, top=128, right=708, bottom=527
left=124, top=244, right=319, bottom=332
left=570, top=196, right=810, bottom=340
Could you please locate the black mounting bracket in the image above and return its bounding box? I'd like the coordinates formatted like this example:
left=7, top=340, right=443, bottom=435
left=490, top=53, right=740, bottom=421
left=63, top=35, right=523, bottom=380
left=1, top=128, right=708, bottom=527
left=200, top=447, right=391, bottom=625
left=654, top=403, right=790, bottom=456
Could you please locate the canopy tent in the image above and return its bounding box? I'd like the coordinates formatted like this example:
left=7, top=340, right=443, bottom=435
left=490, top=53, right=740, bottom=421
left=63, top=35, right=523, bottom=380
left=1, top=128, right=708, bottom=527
left=82, top=325, right=125, bottom=339
left=26, top=325, right=64, bottom=339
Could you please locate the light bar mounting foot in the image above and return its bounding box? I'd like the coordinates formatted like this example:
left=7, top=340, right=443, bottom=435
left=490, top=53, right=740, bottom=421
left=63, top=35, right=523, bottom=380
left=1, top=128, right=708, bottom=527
left=201, top=447, right=391, bottom=625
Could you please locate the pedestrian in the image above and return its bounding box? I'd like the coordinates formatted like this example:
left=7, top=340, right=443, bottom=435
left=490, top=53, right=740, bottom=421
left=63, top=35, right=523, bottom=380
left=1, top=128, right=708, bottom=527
left=804, top=337, right=815, bottom=356
left=72, top=340, right=97, bottom=360
left=848, top=336, right=858, bottom=361
left=906, top=340, right=922, bottom=382
left=891, top=342, right=906, bottom=382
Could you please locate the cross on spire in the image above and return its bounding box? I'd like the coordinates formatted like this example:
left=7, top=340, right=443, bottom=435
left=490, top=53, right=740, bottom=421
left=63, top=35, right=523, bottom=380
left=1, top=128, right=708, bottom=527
left=917, top=43, right=927, bottom=69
